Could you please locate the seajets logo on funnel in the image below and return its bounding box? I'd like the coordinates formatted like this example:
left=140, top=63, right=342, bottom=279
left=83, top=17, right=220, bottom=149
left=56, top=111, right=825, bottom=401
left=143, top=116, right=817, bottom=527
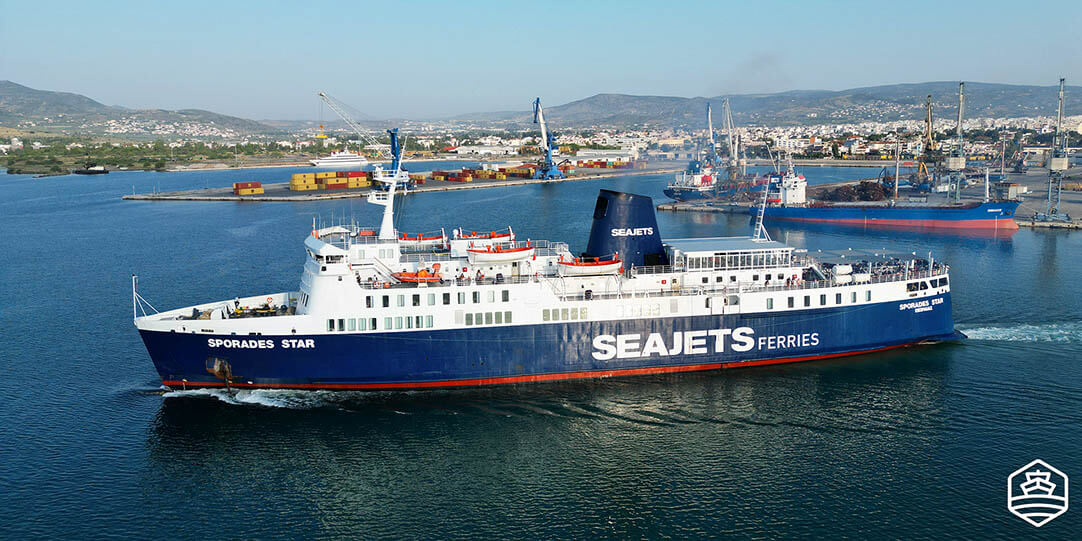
left=610, top=227, right=653, bottom=237
left=1008, top=459, right=1068, bottom=527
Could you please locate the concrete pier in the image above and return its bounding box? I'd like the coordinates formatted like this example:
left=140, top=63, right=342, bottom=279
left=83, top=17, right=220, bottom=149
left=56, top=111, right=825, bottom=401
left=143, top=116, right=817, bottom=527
left=122, top=166, right=680, bottom=202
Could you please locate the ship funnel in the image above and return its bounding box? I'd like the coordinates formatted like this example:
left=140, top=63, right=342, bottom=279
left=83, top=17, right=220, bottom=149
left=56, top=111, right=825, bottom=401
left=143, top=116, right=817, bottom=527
left=585, top=190, right=668, bottom=268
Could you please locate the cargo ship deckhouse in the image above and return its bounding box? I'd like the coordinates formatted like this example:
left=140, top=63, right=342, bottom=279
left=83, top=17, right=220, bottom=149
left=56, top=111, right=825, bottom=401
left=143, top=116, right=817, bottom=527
left=134, top=178, right=962, bottom=390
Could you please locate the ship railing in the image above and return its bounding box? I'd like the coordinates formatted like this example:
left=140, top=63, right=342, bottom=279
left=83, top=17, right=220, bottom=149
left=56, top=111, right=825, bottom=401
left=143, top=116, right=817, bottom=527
left=560, top=268, right=948, bottom=301
left=356, top=274, right=545, bottom=290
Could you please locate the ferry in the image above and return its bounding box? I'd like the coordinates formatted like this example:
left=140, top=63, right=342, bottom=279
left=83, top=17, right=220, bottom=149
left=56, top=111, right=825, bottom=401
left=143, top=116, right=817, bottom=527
left=133, top=177, right=962, bottom=391
left=761, top=159, right=1020, bottom=230
left=310, top=150, right=368, bottom=168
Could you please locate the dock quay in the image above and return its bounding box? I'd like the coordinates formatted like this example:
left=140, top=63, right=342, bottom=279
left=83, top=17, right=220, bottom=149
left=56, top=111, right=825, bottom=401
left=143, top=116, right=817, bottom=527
left=122, top=166, right=681, bottom=202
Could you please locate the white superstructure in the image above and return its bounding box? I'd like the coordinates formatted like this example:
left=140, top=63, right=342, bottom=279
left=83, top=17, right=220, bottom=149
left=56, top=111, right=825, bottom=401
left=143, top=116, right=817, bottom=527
left=310, top=151, right=368, bottom=168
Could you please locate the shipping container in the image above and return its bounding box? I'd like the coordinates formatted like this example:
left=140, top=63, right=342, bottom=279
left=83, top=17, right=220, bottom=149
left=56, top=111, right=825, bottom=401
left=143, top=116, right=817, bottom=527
left=290, top=184, right=317, bottom=191
left=315, top=171, right=336, bottom=179
left=235, top=187, right=265, bottom=196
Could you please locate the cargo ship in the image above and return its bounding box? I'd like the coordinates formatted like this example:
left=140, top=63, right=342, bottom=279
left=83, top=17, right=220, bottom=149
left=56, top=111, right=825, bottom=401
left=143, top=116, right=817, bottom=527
left=133, top=178, right=961, bottom=391
left=761, top=161, right=1020, bottom=230
left=310, top=151, right=368, bottom=168
left=664, top=159, right=721, bottom=201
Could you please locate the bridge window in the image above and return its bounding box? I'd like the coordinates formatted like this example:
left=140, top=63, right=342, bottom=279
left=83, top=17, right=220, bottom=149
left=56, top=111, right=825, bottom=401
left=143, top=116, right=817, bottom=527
left=382, top=295, right=390, bottom=308
left=561, top=308, right=569, bottom=320
left=702, top=277, right=709, bottom=284
left=327, top=319, right=334, bottom=332
left=405, top=317, right=413, bottom=329
left=443, top=293, right=451, bottom=305
left=475, top=312, right=482, bottom=325
left=412, top=294, right=421, bottom=307
left=866, top=291, right=872, bottom=302
left=570, top=307, right=578, bottom=320
left=415, top=316, right=422, bottom=328
left=366, top=296, right=373, bottom=308
left=395, top=317, right=403, bottom=330
left=505, top=311, right=513, bottom=323
left=836, top=293, right=842, bottom=305
left=907, top=282, right=920, bottom=292
left=348, top=319, right=356, bottom=331
left=487, top=291, right=496, bottom=303
left=502, top=290, right=510, bottom=302
left=337, top=319, right=345, bottom=331
left=397, top=295, right=405, bottom=307
left=753, top=274, right=760, bottom=282
left=428, top=294, right=436, bottom=306
left=370, top=318, right=376, bottom=330
left=788, top=297, right=794, bottom=308
left=465, top=313, right=473, bottom=325
left=543, top=309, right=550, bottom=321
left=472, top=292, right=480, bottom=303
left=804, top=296, right=811, bottom=307
left=494, top=312, right=503, bottom=324
left=579, top=308, right=586, bottom=319
left=767, top=298, right=774, bottom=310
left=820, top=294, right=826, bottom=306
left=457, top=292, right=465, bottom=304
left=384, top=317, right=391, bottom=329
left=485, top=312, right=493, bottom=325
left=919, top=281, right=929, bottom=290
left=851, top=292, right=857, bottom=303
left=425, top=315, right=433, bottom=328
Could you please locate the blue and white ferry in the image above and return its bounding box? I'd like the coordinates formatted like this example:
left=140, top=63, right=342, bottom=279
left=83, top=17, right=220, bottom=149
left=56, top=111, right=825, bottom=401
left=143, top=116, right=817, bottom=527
left=134, top=178, right=961, bottom=390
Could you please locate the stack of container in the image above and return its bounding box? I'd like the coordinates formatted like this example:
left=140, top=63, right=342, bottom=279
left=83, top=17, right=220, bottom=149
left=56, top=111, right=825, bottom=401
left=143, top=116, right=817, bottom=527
left=409, top=173, right=427, bottom=185
left=290, top=173, right=318, bottom=191
left=233, top=181, right=264, bottom=195
left=343, top=171, right=371, bottom=189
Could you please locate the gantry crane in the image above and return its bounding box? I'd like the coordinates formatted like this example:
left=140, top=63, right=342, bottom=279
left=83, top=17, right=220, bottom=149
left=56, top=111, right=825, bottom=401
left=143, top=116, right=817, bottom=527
left=1035, top=78, right=1071, bottom=222
left=532, top=97, right=564, bottom=179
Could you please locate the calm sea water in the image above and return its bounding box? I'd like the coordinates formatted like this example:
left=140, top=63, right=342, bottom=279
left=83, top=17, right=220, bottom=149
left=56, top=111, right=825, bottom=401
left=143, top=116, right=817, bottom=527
left=1, top=164, right=1079, bottom=539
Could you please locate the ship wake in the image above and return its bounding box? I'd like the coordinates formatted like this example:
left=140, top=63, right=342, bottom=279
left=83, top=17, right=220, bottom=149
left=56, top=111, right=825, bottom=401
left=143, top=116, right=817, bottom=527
left=959, top=321, right=1082, bottom=343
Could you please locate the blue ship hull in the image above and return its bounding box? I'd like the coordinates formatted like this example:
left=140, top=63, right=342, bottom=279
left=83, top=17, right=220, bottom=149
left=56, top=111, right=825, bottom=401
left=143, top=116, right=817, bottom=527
left=141, top=293, right=959, bottom=390
left=763, top=201, right=1020, bottom=229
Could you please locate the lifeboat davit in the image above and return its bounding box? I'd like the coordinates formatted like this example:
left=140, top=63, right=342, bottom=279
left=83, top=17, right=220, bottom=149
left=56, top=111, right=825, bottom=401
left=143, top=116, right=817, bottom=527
left=557, top=254, right=622, bottom=276
left=393, top=264, right=443, bottom=283
left=466, top=242, right=534, bottom=263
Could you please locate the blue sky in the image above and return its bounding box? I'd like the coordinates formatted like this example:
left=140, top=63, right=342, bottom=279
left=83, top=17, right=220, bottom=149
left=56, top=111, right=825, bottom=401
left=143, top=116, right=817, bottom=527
left=1, top=0, right=1079, bottom=119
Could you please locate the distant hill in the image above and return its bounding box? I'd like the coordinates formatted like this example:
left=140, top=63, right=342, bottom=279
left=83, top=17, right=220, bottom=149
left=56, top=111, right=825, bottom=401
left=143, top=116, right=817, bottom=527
left=0, top=80, right=272, bottom=136
left=459, top=82, right=1082, bottom=128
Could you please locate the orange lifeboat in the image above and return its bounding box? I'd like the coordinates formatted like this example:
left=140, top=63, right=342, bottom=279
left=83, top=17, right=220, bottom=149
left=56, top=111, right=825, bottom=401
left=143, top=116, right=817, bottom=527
left=557, top=253, right=622, bottom=276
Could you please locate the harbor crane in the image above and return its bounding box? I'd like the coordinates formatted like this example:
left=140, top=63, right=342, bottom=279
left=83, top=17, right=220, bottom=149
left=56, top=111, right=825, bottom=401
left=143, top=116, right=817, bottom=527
left=532, top=97, right=564, bottom=179
left=1035, top=78, right=1071, bottom=222
left=944, top=83, right=967, bottom=202
left=317, top=92, right=386, bottom=158
left=721, top=98, right=742, bottom=180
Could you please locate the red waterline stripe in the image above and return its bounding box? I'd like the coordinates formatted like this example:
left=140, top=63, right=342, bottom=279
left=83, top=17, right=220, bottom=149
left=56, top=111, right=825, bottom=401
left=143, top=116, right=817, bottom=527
left=162, top=341, right=923, bottom=391
left=768, top=216, right=1018, bottom=230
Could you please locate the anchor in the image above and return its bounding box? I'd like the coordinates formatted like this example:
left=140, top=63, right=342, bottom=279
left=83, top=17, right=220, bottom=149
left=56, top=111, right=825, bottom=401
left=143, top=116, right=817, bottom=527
left=205, top=357, right=235, bottom=392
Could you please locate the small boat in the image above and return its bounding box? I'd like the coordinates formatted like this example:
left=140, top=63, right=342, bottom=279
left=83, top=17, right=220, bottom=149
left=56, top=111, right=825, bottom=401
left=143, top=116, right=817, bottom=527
left=73, top=164, right=108, bottom=175
left=557, top=253, right=622, bottom=276
left=455, top=227, right=514, bottom=241
left=466, top=242, right=534, bottom=263
left=398, top=230, right=446, bottom=248
left=393, top=264, right=444, bottom=283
